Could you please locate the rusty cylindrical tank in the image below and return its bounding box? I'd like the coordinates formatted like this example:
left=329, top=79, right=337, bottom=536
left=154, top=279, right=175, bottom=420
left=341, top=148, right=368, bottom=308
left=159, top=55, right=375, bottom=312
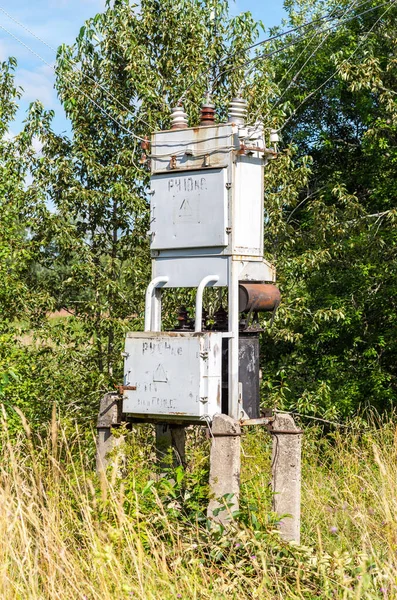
left=239, top=283, right=281, bottom=313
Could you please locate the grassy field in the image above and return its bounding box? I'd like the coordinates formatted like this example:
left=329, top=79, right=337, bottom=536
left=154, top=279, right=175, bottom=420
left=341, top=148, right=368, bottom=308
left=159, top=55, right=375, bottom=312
left=0, top=409, right=396, bottom=599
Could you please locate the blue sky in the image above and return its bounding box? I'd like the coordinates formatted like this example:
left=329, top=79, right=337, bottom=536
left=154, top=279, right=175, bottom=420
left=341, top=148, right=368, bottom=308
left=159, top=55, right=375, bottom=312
left=0, top=0, right=286, bottom=136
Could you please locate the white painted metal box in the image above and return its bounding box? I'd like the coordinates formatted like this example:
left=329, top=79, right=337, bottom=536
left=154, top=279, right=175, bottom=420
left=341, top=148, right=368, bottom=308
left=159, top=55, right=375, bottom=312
left=150, top=168, right=228, bottom=250
left=122, top=332, right=223, bottom=421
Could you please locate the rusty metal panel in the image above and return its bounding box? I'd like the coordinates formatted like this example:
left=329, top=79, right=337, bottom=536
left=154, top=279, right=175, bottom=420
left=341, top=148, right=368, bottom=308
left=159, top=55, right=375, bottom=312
left=150, top=168, right=228, bottom=250
left=151, top=124, right=235, bottom=173
left=122, top=332, right=222, bottom=421
left=221, top=333, right=261, bottom=419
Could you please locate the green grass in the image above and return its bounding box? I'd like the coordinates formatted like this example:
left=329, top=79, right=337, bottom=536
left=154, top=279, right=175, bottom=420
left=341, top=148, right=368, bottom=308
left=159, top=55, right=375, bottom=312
left=0, top=410, right=396, bottom=598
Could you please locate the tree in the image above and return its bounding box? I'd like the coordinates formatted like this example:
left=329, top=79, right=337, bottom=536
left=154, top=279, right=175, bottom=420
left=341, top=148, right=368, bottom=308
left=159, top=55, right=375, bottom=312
left=24, top=0, right=263, bottom=418
left=254, top=0, right=397, bottom=417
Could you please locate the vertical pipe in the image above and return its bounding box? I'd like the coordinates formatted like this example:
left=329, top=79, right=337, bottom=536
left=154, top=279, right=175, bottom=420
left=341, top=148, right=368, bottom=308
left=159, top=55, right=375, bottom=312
left=152, top=288, right=162, bottom=332
left=144, top=276, right=169, bottom=331
left=195, top=275, right=219, bottom=332
left=228, top=258, right=240, bottom=419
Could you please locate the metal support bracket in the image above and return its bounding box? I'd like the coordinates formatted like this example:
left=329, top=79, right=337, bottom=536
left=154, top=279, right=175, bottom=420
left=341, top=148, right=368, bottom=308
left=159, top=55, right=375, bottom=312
left=195, top=275, right=219, bottom=332
left=144, top=276, right=169, bottom=331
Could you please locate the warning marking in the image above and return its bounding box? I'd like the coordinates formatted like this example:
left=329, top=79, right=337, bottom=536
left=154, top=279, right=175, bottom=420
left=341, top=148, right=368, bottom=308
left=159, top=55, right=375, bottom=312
left=153, top=363, right=168, bottom=383
left=178, top=199, right=193, bottom=218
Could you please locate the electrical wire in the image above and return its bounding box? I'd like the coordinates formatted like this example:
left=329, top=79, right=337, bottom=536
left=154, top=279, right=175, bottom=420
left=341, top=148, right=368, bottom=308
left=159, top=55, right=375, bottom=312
left=0, top=22, right=147, bottom=143
left=148, top=145, right=237, bottom=159
left=257, top=0, right=363, bottom=123
left=178, top=1, right=365, bottom=103
left=218, top=0, right=374, bottom=63
left=178, top=0, right=378, bottom=102
left=0, top=5, right=152, bottom=131
left=277, top=0, right=397, bottom=131
left=214, top=0, right=393, bottom=88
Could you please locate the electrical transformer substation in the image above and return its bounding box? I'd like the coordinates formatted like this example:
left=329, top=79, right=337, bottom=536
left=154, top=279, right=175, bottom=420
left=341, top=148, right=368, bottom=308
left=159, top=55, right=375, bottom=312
left=96, top=95, right=302, bottom=540
left=121, top=97, right=280, bottom=424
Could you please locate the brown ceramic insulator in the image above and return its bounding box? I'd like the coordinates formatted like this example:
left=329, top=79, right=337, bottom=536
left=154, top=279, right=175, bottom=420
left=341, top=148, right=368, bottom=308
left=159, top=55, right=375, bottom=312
left=200, top=104, right=215, bottom=126
left=175, top=306, right=190, bottom=330
left=214, top=306, right=228, bottom=331
left=239, top=283, right=281, bottom=313
left=141, top=136, right=150, bottom=151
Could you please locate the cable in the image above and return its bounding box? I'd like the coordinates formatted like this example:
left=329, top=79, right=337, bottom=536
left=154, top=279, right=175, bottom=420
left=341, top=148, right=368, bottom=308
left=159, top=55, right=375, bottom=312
left=275, top=410, right=348, bottom=428
left=178, top=1, right=367, bottom=103
left=148, top=145, right=237, bottom=159
left=0, top=22, right=147, bottom=143
left=214, top=0, right=393, bottom=88
left=259, top=0, right=363, bottom=122
left=219, top=0, right=374, bottom=63
left=278, top=0, right=396, bottom=131
left=0, top=5, right=151, bottom=131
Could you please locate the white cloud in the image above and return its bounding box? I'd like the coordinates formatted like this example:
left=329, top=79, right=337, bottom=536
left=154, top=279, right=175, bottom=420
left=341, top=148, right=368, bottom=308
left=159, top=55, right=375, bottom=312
left=3, top=129, right=16, bottom=141
left=32, top=135, right=43, bottom=153
left=16, top=64, right=57, bottom=108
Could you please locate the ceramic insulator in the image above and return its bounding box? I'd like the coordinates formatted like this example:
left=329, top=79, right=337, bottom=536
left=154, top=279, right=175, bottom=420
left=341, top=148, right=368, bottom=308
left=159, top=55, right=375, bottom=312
left=200, top=103, right=216, bottom=126
left=228, top=97, right=248, bottom=126
left=269, top=129, right=279, bottom=144
left=171, top=105, right=188, bottom=129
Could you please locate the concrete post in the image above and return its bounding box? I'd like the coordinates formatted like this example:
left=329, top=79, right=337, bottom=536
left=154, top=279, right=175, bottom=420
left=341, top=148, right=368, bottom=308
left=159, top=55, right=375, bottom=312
left=207, top=414, right=241, bottom=524
left=96, top=392, right=123, bottom=474
left=155, top=424, right=186, bottom=469
left=271, top=413, right=302, bottom=543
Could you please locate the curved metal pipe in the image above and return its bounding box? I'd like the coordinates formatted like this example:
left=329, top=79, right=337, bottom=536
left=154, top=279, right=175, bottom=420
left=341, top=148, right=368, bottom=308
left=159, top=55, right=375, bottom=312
left=195, top=275, right=219, bottom=332
left=144, top=276, right=169, bottom=331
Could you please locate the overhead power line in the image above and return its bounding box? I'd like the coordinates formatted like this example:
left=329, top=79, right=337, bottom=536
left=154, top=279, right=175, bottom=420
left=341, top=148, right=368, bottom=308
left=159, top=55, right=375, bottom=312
left=213, top=0, right=393, bottom=88
left=278, top=0, right=397, bottom=131
left=218, top=0, right=374, bottom=64
left=0, top=22, right=147, bottom=143
left=258, top=0, right=363, bottom=122
left=178, top=0, right=373, bottom=102
left=0, top=5, right=151, bottom=130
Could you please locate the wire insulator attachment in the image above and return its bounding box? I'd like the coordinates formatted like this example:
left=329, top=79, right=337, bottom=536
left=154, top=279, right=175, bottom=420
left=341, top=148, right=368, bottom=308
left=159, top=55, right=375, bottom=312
left=171, top=105, right=188, bottom=130
left=200, top=102, right=215, bottom=126
left=228, top=96, right=247, bottom=126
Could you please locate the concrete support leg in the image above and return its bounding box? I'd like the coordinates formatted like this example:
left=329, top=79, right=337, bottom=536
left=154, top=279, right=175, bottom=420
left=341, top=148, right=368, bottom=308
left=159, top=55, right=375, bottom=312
left=207, top=414, right=241, bottom=524
left=155, top=424, right=186, bottom=469
left=271, top=413, right=302, bottom=543
left=96, top=392, right=123, bottom=474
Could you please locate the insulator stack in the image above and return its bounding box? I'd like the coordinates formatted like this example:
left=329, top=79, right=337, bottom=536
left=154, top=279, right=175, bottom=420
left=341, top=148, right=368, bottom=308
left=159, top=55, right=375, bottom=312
left=171, top=105, right=188, bottom=130
left=228, top=97, right=248, bottom=126
left=214, top=306, right=228, bottom=331
left=269, top=128, right=279, bottom=151
left=199, top=102, right=215, bottom=126
left=175, top=305, right=191, bottom=330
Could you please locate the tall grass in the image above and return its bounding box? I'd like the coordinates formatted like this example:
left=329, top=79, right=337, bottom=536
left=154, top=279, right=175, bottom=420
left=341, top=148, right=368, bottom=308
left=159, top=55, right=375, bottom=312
left=0, top=408, right=396, bottom=599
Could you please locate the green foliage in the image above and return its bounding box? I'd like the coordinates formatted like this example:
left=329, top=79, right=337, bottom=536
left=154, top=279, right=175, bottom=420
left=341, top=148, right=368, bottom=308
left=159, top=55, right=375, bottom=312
left=255, top=0, right=397, bottom=418
left=1, top=0, right=397, bottom=424
left=11, top=0, right=263, bottom=421
left=0, top=413, right=396, bottom=598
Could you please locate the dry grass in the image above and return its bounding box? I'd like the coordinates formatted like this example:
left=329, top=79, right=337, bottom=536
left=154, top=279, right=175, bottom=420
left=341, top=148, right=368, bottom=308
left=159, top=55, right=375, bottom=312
left=0, top=409, right=396, bottom=599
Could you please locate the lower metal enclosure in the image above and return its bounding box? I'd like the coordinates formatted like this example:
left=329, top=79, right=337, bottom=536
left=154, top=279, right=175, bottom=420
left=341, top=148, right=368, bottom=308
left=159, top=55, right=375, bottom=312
left=123, top=331, right=222, bottom=422
left=222, top=332, right=261, bottom=419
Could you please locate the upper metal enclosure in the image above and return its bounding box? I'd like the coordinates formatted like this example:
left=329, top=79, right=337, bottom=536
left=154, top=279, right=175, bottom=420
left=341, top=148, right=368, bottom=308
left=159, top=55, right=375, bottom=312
left=148, top=123, right=275, bottom=287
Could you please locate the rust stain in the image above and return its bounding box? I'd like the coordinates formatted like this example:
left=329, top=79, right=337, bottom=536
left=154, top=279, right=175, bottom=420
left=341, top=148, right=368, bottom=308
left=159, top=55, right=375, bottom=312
left=115, top=384, right=137, bottom=394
